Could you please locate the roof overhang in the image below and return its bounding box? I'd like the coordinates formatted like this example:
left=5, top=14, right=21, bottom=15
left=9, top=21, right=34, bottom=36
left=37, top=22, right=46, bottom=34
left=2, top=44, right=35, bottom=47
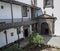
left=37, top=14, right=57, bottom=20
left=0, top=0, right=40, bottom=9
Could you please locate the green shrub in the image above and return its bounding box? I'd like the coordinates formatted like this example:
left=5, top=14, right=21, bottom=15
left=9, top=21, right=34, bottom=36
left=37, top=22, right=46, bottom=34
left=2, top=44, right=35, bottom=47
left=28, top=33, right=45, bottom=47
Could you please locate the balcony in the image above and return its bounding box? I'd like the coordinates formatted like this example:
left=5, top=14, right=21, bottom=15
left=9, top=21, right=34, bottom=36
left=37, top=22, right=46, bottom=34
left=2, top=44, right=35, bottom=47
left=0, top=18, right=32, bottom=23
left=0, top=18, right=37, bottom=31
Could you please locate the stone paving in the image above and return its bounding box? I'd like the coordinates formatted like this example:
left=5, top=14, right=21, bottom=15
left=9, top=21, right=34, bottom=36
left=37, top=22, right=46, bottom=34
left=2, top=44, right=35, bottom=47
left=42, top=35, right=60, bottom=48
left=20, top=35, right=60, bottom=48
left=20, top=38, right=29, bottom=47
left=41, top=48, right=57, bottom=51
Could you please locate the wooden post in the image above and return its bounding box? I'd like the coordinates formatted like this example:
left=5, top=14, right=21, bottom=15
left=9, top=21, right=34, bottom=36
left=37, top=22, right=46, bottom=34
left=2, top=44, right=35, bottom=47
left=10, top=3, right=13, bottom=23
left=17, top=27, right=20, bottom=48
left=4, top=30, right=8, bottom=45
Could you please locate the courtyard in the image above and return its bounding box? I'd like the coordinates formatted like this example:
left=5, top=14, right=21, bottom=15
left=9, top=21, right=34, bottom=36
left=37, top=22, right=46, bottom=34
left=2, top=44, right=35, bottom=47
left=0, top=34, right=60, bottom=51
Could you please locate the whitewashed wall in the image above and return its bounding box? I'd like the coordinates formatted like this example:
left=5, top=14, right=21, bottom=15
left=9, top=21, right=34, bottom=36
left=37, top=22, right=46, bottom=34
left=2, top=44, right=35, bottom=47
left=15, top=0, right=31, bottom=5
left=0, top=2, right=11, bottom=23
left=0, top=25, right=32, bottom=47
left=12, top=5, right=31, bottom=22
left=0, top=2, right=11, bottom=19
left=0, top=27, right=24, bottom=47
left=12, top=4, right=22, bottom=22
left=0, top=31, right=6, bottom=48
left=6, top=28, right=18, bottom=44
left=19, top=26, right=24, bottom=39
left=37, top=0, right=60, bottom=35
left=53, top=0, right=60, bottom=35
left=15, top=0, right=41, bottom=7
left=12, top=4, right=22, bottom=19
left=0, top=2, right=31, bottom=23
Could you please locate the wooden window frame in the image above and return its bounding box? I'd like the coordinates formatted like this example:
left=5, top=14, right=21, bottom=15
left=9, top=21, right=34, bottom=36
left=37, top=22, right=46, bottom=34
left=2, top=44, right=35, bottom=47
left=43, top=0, right=54, bottom=9
left=22, top=6, right=27, bottom=17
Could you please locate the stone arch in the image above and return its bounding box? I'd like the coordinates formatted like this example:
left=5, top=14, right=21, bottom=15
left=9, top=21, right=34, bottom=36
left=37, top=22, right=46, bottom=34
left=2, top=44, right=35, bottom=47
left=41, top=22, right=49, bottom=35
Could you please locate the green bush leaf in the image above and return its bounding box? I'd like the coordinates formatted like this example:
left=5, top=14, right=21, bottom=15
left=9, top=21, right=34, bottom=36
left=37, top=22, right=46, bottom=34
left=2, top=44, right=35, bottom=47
left=28, top=33, right=45, bottom=47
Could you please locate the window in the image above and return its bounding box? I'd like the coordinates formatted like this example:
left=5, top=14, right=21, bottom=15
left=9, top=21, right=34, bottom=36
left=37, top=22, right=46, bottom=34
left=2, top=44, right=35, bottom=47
left=1, top=6, right=4, bottom=9
left=22, top=6, right=27, bottom=17
left=11, top=32, right=14, bottom=36
left=46, top=0, right=51, bottom=6
left=43, top=0, right=54, bottom=9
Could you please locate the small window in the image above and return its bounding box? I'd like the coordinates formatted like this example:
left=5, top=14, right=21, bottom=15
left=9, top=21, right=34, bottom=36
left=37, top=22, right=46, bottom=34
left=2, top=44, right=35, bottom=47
left=43, top=0, right=54, bottom=9
left=11, top=32, right=14, bottom=36
left=1, top=6, right=4, bottom=9
left=4, top=30, right=7, bottom=34
left=22, top=6, right=27, bottom=17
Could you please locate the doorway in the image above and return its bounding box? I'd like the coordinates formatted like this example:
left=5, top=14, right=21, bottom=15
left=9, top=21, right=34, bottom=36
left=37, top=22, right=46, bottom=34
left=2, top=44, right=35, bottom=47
left=41, top=22, right=49, bottom=35
left=24, top=29, right=28, bottom=37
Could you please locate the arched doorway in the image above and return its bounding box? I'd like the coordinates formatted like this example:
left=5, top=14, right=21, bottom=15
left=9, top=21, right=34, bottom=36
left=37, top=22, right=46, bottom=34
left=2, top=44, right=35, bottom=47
left=41, top=22, right=49, bottom=35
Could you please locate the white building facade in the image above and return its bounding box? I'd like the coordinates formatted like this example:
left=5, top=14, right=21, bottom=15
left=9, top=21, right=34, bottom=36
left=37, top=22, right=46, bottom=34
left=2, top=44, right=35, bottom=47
left=37, top=0, right=60, bottom=35
left=0, top=0, right=41, bottom=48
left=0, top=0, right=60, bottom=48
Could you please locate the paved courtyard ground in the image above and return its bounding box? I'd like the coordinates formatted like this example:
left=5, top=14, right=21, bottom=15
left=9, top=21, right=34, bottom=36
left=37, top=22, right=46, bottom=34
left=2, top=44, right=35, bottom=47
left=42, top=35, right=60, bottom=48
left=20, top=35, right=60, bottom=48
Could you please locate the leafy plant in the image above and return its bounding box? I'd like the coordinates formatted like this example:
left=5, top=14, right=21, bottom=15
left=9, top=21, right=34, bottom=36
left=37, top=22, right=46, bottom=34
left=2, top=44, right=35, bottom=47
left=28, top=33, right=45, bottom=47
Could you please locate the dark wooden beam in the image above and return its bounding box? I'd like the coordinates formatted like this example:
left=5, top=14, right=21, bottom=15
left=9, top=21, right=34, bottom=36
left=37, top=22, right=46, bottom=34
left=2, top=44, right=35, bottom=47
left=0, top=20, right=37, bottom=31
left=10, top=3, right=13, bottom=23
left=4, top=30, right=8, bottom=45
left=0, top=0, right=40, bottom=9
left=17, top=27, right=20, bottom=48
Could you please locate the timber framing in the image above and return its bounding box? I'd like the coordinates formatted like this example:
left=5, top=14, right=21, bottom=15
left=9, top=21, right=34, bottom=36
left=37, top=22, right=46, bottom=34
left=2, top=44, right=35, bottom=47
left=0, top=20, right=37, bottom=32
left=0, top=0, right=40, bottom=9
left=0, top=0, right=40, bottom=31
